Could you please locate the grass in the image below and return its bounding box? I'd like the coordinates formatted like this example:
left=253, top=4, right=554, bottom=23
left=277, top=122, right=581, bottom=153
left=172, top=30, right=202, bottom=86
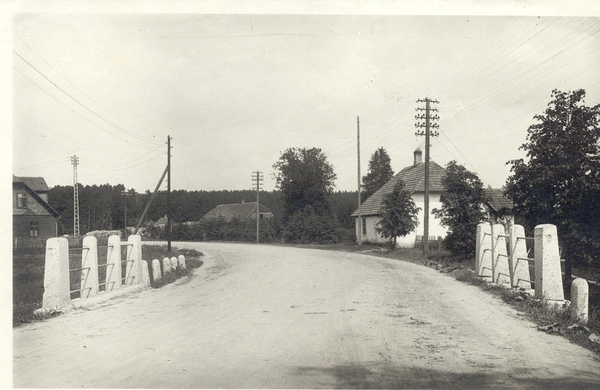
left=13, top=244, right=203, bottom=327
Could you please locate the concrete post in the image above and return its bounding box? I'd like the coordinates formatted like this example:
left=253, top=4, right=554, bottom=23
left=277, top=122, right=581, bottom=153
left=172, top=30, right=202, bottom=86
left=140, top=260, right=151, bottom=287
left=571, top=278, right=589, bottom=324
left=509, top=225, right=532, bottom=289
left=476, top=223, right=492, bottom=280
left=125, top=235, right=142, bottom=285
left=534, top=224, right=564, bottom=301
left=106, top=235, right=122, bottom=292
left=178, top=255, right=186, bottom=270
left=81, top=236, right=99, bottom=298
left=170, top=256, right=178, bottom=271
left=162, top=257, right=171, bottom=277
left=152, top=259, right=162, bottom=282
left=492, top=224, right=510, bottom=285
left=42, top=237, right=72, bottom=309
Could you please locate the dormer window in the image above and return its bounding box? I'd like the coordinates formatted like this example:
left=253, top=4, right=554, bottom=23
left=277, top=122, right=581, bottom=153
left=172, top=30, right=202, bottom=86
left=17, top=193, right=27, bottom=208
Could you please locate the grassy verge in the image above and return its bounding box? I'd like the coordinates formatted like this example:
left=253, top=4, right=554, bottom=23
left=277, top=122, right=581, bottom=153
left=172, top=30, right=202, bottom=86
left=13, top=245, right=203, bottom=327
left=311, top=241, right=600, bottom=355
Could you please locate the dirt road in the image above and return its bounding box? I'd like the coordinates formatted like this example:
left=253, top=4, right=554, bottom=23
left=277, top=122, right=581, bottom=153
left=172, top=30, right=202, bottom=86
left=13, top=243, right=600, bottom=388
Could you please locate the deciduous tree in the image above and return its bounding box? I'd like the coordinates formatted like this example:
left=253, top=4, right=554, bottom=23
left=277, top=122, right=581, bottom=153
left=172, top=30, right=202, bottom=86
left=505, top=89, right=600, bottom=278
left=375, top=180, right=420, bottom=250
left=433, top=161, right=488, bottom=259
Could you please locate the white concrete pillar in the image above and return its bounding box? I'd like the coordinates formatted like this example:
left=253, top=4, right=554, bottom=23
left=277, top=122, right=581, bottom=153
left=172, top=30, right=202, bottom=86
left=162, top=257, right=171, bottom=277
left=152, top=259, right=162, bottom=282
left=106, top=235, right=122, bottom=291
left=509, top=225, right=532, bottom=289
left=42, top=237, right=72, bottom=309
left=178, top=255, right=186, bottom=270
left=125, top=235, right=142, bottom=285
left=81, top=236, right=99, bottom=298
left=140, top=260, right=151, bottom=287
left=571, top=278, right=589, bottom=324
left=170, top=256, right=178, bottom=271
left=476, top=223, right=492, bottom=280
left=492, top=224, right=510, bottom=285
left=534, top=224, right=564, bottom=301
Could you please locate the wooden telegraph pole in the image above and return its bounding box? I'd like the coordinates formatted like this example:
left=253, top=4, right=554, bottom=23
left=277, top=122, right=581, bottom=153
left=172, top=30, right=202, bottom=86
left=415, top=98, right=439, bottom=255
left=357, top=116, right=362, bottom=245
left=252, top=171, right=264, bottom=243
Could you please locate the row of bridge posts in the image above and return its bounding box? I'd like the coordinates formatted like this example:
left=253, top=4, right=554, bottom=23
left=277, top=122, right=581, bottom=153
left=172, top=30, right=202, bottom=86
left=476, top=223, right=588, bottom=323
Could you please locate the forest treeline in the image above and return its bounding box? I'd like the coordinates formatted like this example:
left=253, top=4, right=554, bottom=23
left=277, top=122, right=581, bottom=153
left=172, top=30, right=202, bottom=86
left=48, top=184, right=358, bottom=240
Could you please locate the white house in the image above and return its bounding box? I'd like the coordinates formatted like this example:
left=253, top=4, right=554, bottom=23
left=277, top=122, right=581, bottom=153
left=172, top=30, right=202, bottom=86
left=351, top=149, right=448, bottom=248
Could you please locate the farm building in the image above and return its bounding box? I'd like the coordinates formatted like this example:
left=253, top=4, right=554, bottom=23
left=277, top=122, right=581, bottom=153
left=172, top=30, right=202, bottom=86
left=203, top=201, right=274, bottom=223
left=351, top=149, right=447, bottom=248
left=13, top=175, right=59, bottom=249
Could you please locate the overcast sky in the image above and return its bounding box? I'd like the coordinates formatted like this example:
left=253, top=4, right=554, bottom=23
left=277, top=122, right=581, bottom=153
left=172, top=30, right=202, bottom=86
left=9, top=2, right=600, bottom=193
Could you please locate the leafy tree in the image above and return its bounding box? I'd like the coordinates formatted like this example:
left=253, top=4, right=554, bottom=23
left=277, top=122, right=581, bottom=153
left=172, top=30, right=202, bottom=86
left=433, top=161, right=488, bottom=259
left=362, top=147, right=394, bottom=201
left=375, top=180, right=420, bottom=250
left=505, top=89, right=600, bottom=278
left=273, top=147, right=337, bottom=220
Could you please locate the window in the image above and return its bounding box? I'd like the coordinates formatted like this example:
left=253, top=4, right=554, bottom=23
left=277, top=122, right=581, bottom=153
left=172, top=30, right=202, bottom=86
left=30, top=222, right=38, bottom=237
left=362, top=217, right=367, bottom=235
left=17, top=193, right=27, bottom=208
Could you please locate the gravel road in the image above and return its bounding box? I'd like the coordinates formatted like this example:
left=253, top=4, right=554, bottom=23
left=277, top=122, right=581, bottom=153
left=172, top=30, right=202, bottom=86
left=13, top=242, right=600, bottom=388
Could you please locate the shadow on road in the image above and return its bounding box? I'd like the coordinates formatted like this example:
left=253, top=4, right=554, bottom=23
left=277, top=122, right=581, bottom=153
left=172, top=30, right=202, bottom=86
left=295, top=363, right=600, bottom=389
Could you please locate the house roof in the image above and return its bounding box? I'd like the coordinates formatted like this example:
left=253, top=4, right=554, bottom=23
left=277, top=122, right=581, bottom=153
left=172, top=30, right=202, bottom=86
left=351, top=160, right=446, bottom=217
left=13, top=180, right=60, bottom=218
left=203, top=202, right=272, bottom=222
left=154, top=216, right=168, bottom=226
left=13, top=175, right=50, bottom=193
left=484, top=187, right=513, bottom=213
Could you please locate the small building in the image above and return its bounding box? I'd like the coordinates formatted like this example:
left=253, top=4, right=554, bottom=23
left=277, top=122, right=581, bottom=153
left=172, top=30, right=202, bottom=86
left=13, top=175, right=59, bottom=249
left=483, top=187, right=514, bottom=227
left=154, top=215, right=168, bottom=229
left=203, top=201, right=274, bottom=223
left=351, top=149, right=448, bottom=248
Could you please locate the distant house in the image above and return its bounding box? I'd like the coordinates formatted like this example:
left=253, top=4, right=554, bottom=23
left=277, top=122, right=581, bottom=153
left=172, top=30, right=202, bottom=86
left=154, top=215, right=168, bottom=229
left=351, top=149, right=448, bottom=248
left=13, top=175, right=59, bottom=248
left=483, top=187, right=514, bottom=226
left=203, top=201, right=274, bottom=223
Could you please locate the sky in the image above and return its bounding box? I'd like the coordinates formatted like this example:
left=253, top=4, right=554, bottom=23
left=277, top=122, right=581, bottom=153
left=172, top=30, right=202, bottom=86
left=8, top=2, right=600, bottom=194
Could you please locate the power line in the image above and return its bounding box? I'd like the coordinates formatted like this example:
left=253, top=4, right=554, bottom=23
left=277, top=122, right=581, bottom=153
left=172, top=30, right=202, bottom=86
left=13, top=50, right=161, bottom=149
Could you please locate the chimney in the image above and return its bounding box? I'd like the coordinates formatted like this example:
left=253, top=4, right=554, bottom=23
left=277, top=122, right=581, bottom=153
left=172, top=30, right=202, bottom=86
left=414, top=148, right=423, bottom=166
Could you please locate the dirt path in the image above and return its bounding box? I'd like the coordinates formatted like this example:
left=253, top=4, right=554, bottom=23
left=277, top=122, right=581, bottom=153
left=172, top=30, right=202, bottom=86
left=13, top=243, right=600, bottom=388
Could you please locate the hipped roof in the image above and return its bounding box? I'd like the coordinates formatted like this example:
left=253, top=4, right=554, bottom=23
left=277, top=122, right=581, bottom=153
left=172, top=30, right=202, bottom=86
left=484, top=187, right=513, bottom=212
left=351, top=160, right=446, bottom=217
left=203, top=202, right=272, bottom=222
left=13, top=175, right=50, bottom=193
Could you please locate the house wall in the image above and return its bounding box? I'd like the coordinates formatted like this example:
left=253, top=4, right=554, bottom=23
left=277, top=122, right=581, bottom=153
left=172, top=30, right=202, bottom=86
left=13, top=188, right=49, bottom=216
left=356, top=192, right=448, bottom=248
left=13, top=215, right=57, bottom=239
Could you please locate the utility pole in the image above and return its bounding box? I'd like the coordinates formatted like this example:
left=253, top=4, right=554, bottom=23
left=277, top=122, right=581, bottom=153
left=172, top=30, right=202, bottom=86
left=122, top=190, right=128, bottom=239
left=357, top=116, right=362, bottom=246
left=252, top=171, right=264, bottom=243
left=415, top=98, right=439, bottom=255
left=71, top=155, right=80, bottom=236
left=167, top=135, right=172, bottom=252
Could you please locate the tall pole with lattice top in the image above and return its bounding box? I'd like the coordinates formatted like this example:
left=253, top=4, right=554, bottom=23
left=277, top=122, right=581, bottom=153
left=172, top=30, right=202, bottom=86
left=252, top=171, right=264, bottom=243
left=71, top=155, right=80, bottom=236
left=415, top=98, right=439, bottom=255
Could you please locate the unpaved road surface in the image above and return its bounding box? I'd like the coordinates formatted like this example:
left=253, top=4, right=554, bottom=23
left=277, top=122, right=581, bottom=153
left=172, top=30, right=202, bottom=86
left=13, top=243, right=600, bottom=388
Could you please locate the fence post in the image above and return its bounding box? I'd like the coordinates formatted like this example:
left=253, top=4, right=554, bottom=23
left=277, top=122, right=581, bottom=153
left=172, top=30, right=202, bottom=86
left=476, top=223, right=492, bottom=280
left=140, top=260, right=151, bottom=287
left=178, top=255, right=186, bottom=270
left=534, top=224, right=564, bottom=301
left=492, top=224, right=510, bottom=285
left=509, top=225, right=532, bottom=290
left=152, top=259, right=162, bottom=282
left=106, top=235, right=122, bottom=291
left=162, top=257, right=171, bottom=277
left=125, top=235, right=142, bottom=285
left=571, top=278, right=589, bottom=324
left=81, top=236, right=99, bottom=298
left=42, top=237, right=71, bottom=309
left=170, top=256, right=178, bottom=271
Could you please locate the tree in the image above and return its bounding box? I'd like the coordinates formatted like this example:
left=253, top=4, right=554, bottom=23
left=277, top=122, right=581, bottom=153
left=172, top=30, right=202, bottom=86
left=273, top=147, right=337, bottom=220
left=375, top=180, right=420, bottom=250
left=505, top=89, right=600, bottom=278
left=433, top=161, right=488, bottom=259
left=362, top=147, right=394, bottom=201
